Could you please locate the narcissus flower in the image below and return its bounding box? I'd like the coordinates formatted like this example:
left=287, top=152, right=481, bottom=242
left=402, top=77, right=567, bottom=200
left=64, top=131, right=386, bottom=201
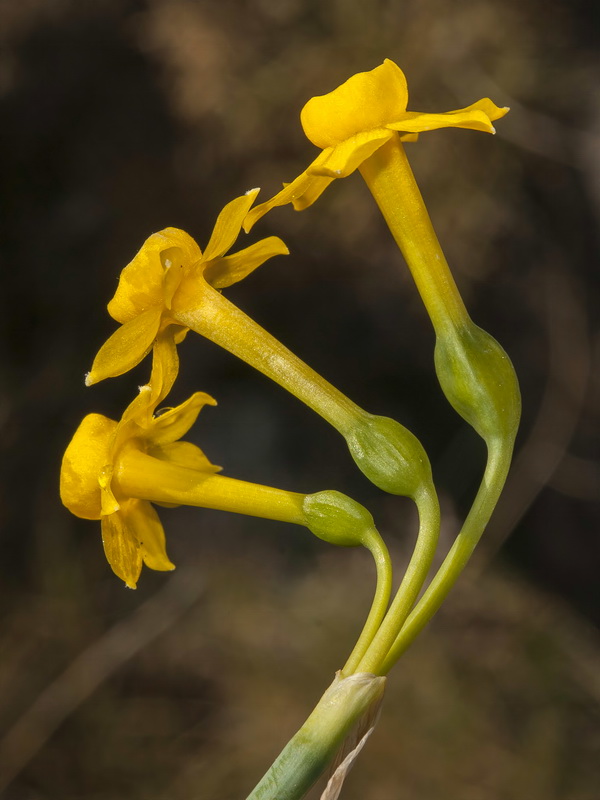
left=64, top=335, right=395, bottom=626
left=61, top=334, right=218, bottom=587
left=87, top=189, right=289, bottom=386
left=244, top=59, right=508, bottom=228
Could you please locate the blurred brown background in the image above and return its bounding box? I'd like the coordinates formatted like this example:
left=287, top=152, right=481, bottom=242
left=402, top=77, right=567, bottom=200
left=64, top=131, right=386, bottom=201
left=0, top=0, right=599, bottom=798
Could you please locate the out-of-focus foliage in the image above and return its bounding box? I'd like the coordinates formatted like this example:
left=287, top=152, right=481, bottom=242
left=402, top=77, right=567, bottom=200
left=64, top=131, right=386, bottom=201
left=0, top=0, right=598, bottom=798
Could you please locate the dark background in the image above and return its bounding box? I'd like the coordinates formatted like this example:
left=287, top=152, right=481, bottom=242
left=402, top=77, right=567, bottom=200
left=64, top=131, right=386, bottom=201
left=0, top=1, right=598, bottom=798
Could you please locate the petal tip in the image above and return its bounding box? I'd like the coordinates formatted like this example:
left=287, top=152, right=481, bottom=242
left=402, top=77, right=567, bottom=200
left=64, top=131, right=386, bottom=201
left=85, top=371, right=96, bottom=387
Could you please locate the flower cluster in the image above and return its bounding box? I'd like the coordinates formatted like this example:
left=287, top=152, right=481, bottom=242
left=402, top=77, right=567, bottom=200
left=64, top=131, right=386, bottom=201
left=61, top=59, right=520, bottom=798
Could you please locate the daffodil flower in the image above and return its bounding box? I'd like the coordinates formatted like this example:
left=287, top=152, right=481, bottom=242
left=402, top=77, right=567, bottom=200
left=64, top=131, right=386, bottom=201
left=62, top=333, right=217, bottom=587
left=244, top=59, right=507, bottom=245
left=87, top=189, right=289, bottom=385
left=63, top=336, right=393, bottom=671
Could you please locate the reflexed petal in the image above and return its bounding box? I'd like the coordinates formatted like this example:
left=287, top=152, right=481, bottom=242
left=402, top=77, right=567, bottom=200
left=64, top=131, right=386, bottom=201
left=202, top=189, right=260, bottom=262
left=452, top=98, right=509, bottom=123
left=148, top=328, right=180, bottom=406
left=108, top=228, right=202, bottom=323
left=101, top=511, right=143, bottom=589
left=288, top=175, right=335, bottom=211
left=86, top=307, right=162, bottom=385
left=60, top=414, right=117, bottom=520
left=121, top=499, right=175, bottom=572
left=204, top=237, right=289, bottom=289
left=308, top=129, right=394, bottom=179
left=386, top=100, right=508, bottom=135
left=150, top=392, right=217, bottom=445
left=243, top=169, right=333, bottom=231
left=116, top=325, right=184, bottom=432
left=150, top=440, right=221, bottom=473
left=301, top=60, right=408, bottom=148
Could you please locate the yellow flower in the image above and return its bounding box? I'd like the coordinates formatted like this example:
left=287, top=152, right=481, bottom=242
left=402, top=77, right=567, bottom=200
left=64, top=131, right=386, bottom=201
left=244, top=59, right=507, bottom=228
left=65, top=331, right=397, bottom=601
left=86, top=189, right=289, bottom=386
left=61, top=334, right=219, bottom=588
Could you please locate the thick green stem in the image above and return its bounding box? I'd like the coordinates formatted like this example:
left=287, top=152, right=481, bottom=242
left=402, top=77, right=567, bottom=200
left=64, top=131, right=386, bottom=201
left=246, top=671, right=385, bottom=800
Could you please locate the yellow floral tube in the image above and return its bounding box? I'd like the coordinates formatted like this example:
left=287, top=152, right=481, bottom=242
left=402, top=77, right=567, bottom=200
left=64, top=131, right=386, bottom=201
left=358, top=136, right=468, bottom=334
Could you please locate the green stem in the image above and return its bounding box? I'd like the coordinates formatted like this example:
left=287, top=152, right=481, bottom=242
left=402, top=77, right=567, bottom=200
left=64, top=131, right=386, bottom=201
left=380, top=439, right=512, bottom=673
left=245, top=671, right=385, bottom=800
left=355, top=485, right=440, bottom=675
left=341, top=528, right=393, bottom=676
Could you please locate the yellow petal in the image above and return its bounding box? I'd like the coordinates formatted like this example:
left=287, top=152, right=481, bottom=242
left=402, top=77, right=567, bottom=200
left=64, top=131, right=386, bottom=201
left=120, top=499, right=175, bottom=573
left=86, top=307, right=162, bottom=386
left=203, top=237, right=289, bottom=289
left=108, top=228, right=202, bottom=323
left=150, top=391, right=217, bottom=445
left=150, top=440, right=221, bottom=473
left=202, top=189, right=260, bottom=263
left=111, top=327, right=182, bottom=443
left=386, top=99, right=509, bottom=135
left=456, top=98, right=510, bottom=123
left=308, top=129, right=394, bottom=179
left=99, top=464, right=120, bottom=516
left=243, top=168, right=334, bottom=231
left=147, top=327, right=181, bottom=407
left=174, top=327, right=188, bottom=344
left=301, top=60, right=408, bottom=149
left=60, top=414, right=117, bottom=520
left=101, top=510, right=143, bottom=589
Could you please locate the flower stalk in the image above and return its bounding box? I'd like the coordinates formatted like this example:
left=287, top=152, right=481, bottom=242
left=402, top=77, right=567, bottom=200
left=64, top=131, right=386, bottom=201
left=379, top=439, right=512, bottom=672
left=245, top=671, right=385, bottom=800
